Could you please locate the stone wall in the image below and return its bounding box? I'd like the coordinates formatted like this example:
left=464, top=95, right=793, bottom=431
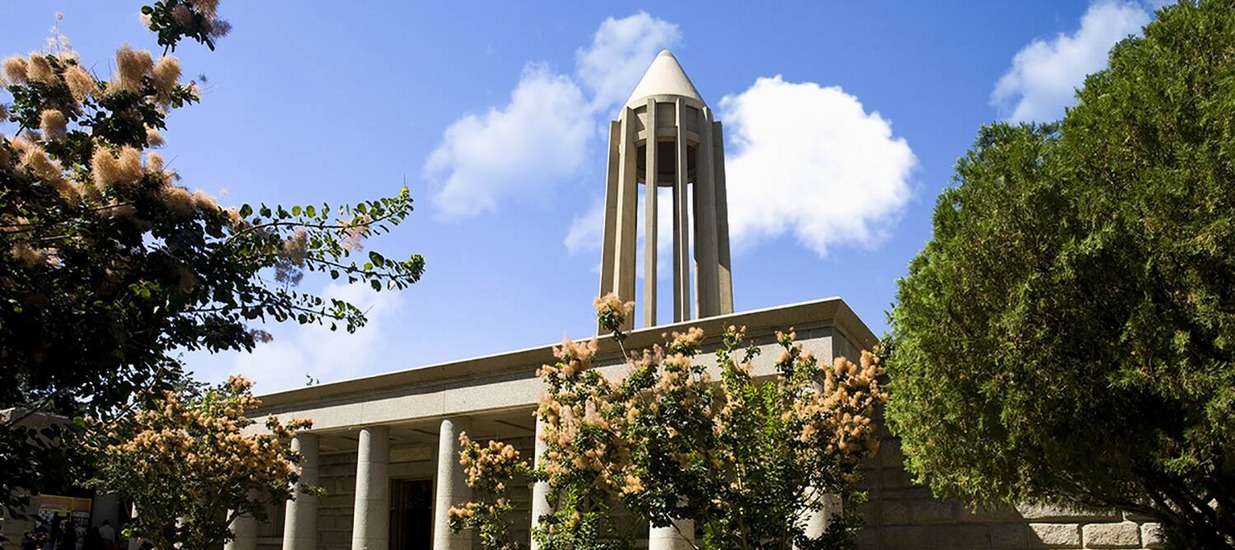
left=856, top=437, right=1164, bottom=550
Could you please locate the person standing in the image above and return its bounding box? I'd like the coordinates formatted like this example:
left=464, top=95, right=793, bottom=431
left=97, top=521, right=116, bottom=547
left=20, top=531, right=39, bottom=550
left=83, top=527, right=104, bottom=550
left=51, top=521, right=76, bottom=550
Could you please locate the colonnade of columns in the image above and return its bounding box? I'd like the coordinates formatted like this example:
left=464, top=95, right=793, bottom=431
left=224, top=417, right=832, bottom=550
left=224, top=418, right=474, bottom=550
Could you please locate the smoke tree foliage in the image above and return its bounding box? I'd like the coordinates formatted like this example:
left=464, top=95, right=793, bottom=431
left=886, top=1, right=1235, bottom=547
left=0, top=0, right=423, bottom=522
left=450, top=295, right=886, bottom=549
left=86, top=376, right=308, bottom=549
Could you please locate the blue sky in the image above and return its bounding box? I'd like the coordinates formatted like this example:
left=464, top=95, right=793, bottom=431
left=2, top=1, right=1156, bottom=392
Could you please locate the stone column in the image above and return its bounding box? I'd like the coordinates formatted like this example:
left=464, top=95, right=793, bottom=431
left=599, top=120, right=621, bottom=310
left=351, top=426, right=390, bottom=550
left=692, top=106, right=720, bottom=318
left=642, top=97, right=659, bottom=328
left=599, top=109, right=640, bottom=333
left=433, top=418, right=472, bottom=550
left=283, top=433, right=320, bottom=550
left=711, top=120, right=733, bottom=314
left=671, top=97, right=691, bottom=323
left=529, top=416, right=551, bottom=549
left=649, top=520, right=694, bottom=550
left=225, top=513, right=257, bottom=550
left=801, top=490, right=843, bottom=540
left=614, top=109, right=639, bottom=330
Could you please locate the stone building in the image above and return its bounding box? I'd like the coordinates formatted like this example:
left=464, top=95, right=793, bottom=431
left=229, top=51, right=1164, bottom=550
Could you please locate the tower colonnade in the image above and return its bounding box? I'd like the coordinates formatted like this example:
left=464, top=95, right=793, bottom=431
left=599, top=50, right=734, bottom=331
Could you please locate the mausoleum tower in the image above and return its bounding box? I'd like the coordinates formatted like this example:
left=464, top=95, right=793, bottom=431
left=599, top=50, right=734, bottom=331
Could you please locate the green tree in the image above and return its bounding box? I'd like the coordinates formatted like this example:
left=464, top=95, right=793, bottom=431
left=886, top=1, right=1235, bottom=547
left=451, top=296, right=885, bottom=549
left=0, top=0, right=423, bottom=524
left=86, top=376, right=308, bottom=549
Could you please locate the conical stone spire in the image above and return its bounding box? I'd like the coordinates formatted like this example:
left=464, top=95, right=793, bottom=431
left=624, top=50, right=706, bottom=109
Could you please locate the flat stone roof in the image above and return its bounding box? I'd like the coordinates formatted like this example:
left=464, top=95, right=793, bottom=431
left=255, top=297, right=876, bottom=415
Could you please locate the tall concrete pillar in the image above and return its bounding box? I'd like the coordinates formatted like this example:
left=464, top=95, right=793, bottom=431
left=800, top=490, right=843, bottom=544
left=283, top=433, right=319, bottom=550
left=671, top=97, right=691, bottom=323
left=599, top=120, right=621, bottom=307
left=433, top=418, right=472, bottom=550
left=642, top=97, right=659, bottom=327
left=649, top=520, right=694, bottom=550
left=693, top=106, right=721, bottom=319
left=225, top=513, right=257, bottom=550
left=599, top=112, right=640, bottom=333
left=529, top=416, right=551, bottom=549
left=711, top=120, right=734, bottom=315
left=351, top=426, right=390, bottom=550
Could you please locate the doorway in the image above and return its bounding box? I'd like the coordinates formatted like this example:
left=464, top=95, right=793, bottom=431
left=389, top=478, right=433, bottom=549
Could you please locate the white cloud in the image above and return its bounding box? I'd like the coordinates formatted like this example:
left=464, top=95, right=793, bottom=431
left=576, top=12, right=681, bottom=111
left=222, top=282, right=404, bottom=393
left=720, top=76, right=915, bottom=258
left=638, top=187, right=675, bottom=281
left=426, top=13, right=679, bottom=222
left=426, top=66, right=591, bottom=220
left=992, top=1, right=1150, bottom=122
left=564, top=196, right=605, bottom=255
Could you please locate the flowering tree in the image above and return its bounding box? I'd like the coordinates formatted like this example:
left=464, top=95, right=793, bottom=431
left=86, top=375, right=309, bottom=549
left=0, top=0, right=423, bottom=520
left=450, top=295, right=886, bottom=549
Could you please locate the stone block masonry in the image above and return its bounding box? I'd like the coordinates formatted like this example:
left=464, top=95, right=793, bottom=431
left=855, top=431, right=1164, bottom=549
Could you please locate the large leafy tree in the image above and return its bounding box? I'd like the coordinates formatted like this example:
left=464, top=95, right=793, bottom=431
left=886, top=1, right=1235, bottom=547
left=0, top=0, right=423, bottom=521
